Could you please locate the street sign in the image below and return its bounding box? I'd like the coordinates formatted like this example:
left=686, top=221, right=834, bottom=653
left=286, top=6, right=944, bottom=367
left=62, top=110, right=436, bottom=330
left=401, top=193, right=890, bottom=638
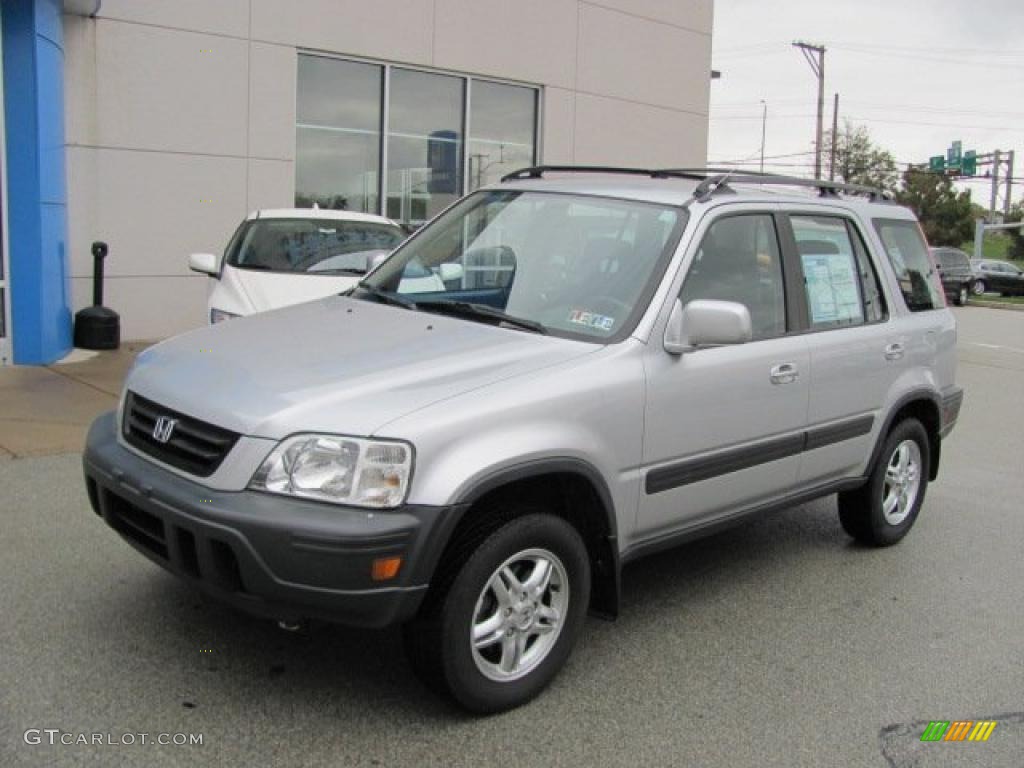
left=962, top=150, right=977, bottom=177
left=946, top=140, right=962, bottom=171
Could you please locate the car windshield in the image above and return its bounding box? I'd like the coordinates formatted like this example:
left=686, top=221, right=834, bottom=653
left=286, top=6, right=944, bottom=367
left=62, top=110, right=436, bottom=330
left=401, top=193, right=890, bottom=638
left=357, top=190, right=684, bottom=341
left=227, top=217, right=404, bottom=274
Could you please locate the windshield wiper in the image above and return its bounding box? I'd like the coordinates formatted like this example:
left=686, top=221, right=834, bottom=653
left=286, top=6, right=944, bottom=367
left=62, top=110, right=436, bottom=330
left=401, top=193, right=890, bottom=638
left=415, top=300, right=548, bottom=334
left=314, top=267, right=366, bottom=276
left=354, top=283, right=417, bottom=309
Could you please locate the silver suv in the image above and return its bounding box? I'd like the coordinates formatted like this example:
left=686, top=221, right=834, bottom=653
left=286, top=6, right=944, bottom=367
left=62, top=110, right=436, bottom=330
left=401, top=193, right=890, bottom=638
left=83, top=167, right=963, bottom=713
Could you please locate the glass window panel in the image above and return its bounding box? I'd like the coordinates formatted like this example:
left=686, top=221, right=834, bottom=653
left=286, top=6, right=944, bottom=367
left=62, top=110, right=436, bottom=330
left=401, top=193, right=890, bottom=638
left=386, top=68, right=464, bottom=227
left=295, top=56, right=382, bottom=213
left=467, top=81, right=537, bottom=191
left=872, top=218, right=943, bottom=312
left=681, top=214, right=786, bottom=339
left=791, top=215, right=865, bottom=328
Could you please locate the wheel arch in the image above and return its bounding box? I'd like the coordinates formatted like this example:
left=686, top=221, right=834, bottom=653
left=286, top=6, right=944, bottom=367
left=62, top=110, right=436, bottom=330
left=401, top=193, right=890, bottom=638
left=426, top=459, right=621, bottom=620
left=870, top=391, right=942, bottom=481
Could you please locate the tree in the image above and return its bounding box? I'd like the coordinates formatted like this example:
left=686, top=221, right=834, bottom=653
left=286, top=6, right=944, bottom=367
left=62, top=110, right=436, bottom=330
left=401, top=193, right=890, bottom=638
left=824, top=120, right=899, bottom=193
left=1005, top=203, right=1024, bottom=261
left=896, top=170, right=975, bottom=247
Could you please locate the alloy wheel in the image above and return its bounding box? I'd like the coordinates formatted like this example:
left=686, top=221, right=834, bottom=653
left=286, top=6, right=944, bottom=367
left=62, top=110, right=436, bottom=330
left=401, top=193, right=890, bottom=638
left=470, top=548, right=569, bottom=682
left=881, top=439, right=922, bottom=526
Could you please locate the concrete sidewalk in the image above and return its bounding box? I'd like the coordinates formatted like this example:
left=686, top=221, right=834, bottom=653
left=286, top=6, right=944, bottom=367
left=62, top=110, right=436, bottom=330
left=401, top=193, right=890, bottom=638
left=0, top=342, right=151, bottom=458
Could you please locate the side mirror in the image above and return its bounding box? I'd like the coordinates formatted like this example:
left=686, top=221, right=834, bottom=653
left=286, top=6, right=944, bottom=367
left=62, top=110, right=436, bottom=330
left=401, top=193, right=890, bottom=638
left=438, top=262, right=464, bottom=282
left=367, top=251, right=390, bottom=273
left=663, top=299, right=752, bottom=355
left=188, top=252, right=219, bottom=276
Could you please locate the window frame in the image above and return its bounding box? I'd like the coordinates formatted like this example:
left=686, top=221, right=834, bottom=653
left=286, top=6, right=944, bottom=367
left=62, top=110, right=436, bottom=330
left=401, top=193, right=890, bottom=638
left=295, top=51, right=543, bottom=224
left=678, top=210, right=797, bottom=341
left=780, top=212, right=889, bottom=333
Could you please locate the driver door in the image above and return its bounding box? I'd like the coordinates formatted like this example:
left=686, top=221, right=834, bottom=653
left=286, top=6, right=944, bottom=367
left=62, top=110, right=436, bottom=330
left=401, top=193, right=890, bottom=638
left=637, top=211, right=810, bottom=538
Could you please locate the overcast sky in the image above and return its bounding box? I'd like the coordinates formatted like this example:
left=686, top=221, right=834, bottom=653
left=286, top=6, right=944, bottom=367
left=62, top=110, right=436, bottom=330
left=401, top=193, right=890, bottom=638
left=709, top=0, right=1024, bottom=207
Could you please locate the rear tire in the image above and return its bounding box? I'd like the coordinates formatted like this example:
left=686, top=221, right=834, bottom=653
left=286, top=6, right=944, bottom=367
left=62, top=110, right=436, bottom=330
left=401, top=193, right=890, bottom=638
left=403, top=512, right=590, bottom=714
left=838, top=419, right=930, bottom=546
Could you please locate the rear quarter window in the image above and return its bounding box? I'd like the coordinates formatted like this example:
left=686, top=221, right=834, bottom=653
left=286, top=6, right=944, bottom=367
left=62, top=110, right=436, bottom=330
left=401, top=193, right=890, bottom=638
left=872, top=219, right=944, bottom=312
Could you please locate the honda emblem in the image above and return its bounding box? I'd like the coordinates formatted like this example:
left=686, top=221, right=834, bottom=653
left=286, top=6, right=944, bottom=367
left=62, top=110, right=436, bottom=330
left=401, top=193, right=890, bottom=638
left=152, top=416, right=177, bottom=444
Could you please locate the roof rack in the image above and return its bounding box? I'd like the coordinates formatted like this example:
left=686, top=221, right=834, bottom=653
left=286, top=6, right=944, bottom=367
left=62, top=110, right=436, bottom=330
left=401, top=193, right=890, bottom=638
left=689, top=172, right=891, bottom=203
left=499, top=165, right=891, bottom=204
left=500, top=165, right=708, bottom=183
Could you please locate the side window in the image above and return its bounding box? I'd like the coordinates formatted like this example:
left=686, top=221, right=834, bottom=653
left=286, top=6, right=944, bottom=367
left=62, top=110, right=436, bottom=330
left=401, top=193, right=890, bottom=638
left=680, top=214, right=786, bottom=340
left=791, top=215, right=886, bottom=327
left=872, top=219, right=944, bottom=312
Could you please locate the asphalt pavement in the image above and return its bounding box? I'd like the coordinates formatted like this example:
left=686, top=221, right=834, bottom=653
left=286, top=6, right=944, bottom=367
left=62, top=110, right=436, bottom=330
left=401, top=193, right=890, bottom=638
left=1, top=306, right=1022, bottom=768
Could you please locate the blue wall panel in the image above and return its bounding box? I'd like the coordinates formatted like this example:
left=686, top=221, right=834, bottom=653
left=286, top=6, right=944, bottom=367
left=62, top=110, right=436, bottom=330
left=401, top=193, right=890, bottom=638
left=2, top=0, right=71, bottom=364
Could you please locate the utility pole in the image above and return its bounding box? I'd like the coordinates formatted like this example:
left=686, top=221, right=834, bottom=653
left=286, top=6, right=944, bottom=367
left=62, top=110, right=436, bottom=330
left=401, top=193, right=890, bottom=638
left=793, top=41, right=826, bottom=179
left=1004, top=149, right=1014, bottom=215
left=759, top=100, right=767, bottom=174
left=829, top=93, right=839, bottom=181
left=990, top=149, right=1001, bottom=223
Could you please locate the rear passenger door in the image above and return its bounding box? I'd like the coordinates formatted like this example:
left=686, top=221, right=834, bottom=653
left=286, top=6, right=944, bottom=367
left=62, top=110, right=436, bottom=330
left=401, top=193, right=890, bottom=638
left=786, top=213, right=898, bottom=487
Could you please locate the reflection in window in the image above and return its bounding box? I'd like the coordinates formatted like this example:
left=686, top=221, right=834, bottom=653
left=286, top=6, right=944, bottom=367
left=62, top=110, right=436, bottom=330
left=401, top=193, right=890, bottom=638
left=386, top=68, right=464, bottom=227
left=468, top=81, right=537, bottom=191
left=295, top=57, right=382, bottom=214
left=295, top=56, right=539, bottom=227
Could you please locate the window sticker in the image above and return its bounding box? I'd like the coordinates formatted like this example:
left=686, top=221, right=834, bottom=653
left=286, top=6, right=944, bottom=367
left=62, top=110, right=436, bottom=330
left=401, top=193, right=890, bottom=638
left=802, top=252, right=864, bottom=325
left=568, top=309, right=615, bottom=332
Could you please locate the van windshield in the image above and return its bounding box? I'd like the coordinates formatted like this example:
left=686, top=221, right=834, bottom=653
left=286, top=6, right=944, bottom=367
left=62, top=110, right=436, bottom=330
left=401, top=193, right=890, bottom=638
left=227, top=218, right=404, bottom=274
left=357, top=190, right=685, bottom=342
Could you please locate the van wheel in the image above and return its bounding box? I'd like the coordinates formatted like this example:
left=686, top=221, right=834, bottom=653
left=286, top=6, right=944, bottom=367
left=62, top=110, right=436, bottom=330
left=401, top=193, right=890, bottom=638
left=403, top=513, right=590, bottom=714
left=955, top=285, right=968, bottom=306
left=837, top=419, right=930, bottom=546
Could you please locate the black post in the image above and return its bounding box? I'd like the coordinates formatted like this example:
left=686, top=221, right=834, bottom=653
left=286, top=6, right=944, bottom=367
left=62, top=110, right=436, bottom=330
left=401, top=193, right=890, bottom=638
left=74, top=240, right=119, bottom=350
left=92, top=241, right=108, bottom=307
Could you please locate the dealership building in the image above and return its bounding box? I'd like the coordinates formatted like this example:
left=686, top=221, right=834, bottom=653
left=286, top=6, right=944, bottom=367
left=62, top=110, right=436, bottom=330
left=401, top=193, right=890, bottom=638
left=0, top=0, right=712, bottom=364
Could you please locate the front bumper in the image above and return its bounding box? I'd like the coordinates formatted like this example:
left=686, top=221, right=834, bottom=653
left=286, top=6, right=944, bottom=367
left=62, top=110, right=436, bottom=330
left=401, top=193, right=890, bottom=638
left=83, top=412, right=462, bottom=628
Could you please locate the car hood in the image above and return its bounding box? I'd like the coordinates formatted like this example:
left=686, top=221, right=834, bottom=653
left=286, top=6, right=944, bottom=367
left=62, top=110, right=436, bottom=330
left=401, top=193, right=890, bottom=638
left=127, top=296, right=597, bottom=438
left=232, top=268, right=362, bottom=313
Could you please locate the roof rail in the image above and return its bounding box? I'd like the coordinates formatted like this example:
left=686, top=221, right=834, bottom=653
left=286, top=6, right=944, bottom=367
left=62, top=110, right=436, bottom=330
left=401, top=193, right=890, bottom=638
left=500, top=165, right=708, bottom=183
left=689, top=172, right=891, bottom=203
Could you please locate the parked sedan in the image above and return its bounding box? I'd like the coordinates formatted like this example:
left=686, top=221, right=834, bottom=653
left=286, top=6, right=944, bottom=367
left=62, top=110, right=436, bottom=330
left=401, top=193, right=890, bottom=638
left=969, top=259, right=1024, bottom=296
left=930, top=247, right=973, bottom=306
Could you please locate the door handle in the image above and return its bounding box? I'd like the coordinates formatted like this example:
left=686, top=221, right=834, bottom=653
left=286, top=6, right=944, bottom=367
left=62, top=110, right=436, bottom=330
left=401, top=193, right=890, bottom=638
left=884, top=342, right=905, bottom=361
left=770, top=362, right=799, bottom=385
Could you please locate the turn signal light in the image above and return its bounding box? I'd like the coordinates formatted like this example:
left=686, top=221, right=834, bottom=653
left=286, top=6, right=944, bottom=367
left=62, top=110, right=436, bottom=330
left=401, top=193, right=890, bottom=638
left=372, top=556, right=403, bottom=581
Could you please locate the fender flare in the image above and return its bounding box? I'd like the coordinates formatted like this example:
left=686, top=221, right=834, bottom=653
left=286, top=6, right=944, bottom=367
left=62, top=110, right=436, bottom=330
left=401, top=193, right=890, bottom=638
left=867, top=389, right=943, bottom=481
left=449, top=457, right=622, bottom=618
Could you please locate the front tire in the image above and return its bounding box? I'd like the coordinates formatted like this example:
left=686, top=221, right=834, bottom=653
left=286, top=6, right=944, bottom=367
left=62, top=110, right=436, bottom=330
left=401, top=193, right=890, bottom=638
left=972, top=279, right=986, bottom=295
left=837, top=419, right=930, bottom=546
left=955, top=285, right=968, bottom=306
left=403, top=513, right=590, bottom=713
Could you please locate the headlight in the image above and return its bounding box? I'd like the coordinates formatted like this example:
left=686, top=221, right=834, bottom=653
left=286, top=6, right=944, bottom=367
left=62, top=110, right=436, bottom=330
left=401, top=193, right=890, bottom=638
left=210, top=308, right=240, bottom=324
left=249, top=434, right=413, bottom=508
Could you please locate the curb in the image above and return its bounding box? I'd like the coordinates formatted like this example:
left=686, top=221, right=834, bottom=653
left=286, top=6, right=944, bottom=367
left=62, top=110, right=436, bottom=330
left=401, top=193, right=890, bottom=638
left=968, top=300, right=1024, bottom=312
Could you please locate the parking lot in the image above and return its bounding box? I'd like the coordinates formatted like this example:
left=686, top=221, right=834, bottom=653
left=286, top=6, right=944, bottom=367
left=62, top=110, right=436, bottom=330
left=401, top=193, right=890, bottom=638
left=1, top=305, right=1022, bottom=768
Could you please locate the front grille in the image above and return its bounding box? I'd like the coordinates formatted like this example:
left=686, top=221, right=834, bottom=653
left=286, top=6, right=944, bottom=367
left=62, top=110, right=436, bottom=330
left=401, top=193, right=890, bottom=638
left=123, top=391, right=239, bottom=477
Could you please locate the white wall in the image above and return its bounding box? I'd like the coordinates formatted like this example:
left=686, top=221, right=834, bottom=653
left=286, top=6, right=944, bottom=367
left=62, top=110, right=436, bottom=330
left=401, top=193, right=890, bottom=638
left=64, top=0, right=712, bottom=339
